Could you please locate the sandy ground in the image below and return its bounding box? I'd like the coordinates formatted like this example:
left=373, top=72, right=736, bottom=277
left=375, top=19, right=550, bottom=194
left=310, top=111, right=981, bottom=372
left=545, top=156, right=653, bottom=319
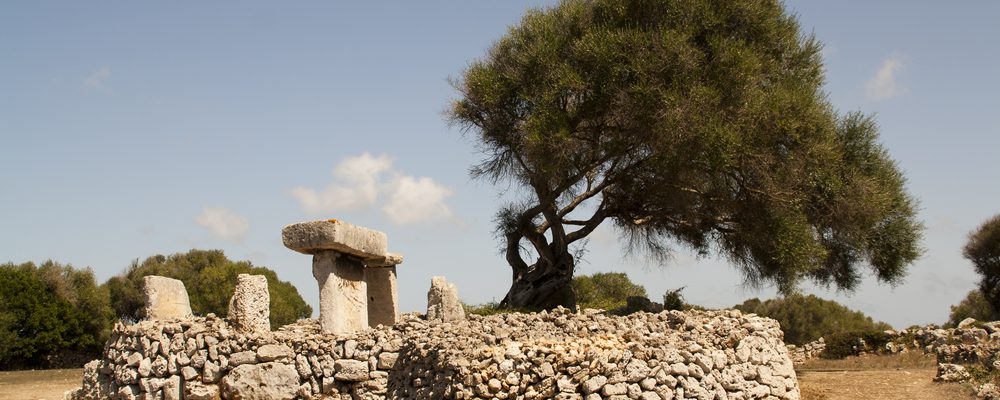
left=798, top=368, right=974, bottom=400
left=0, top=365, right=978, bottom=400
left=0, top=369, right=82, bottom=400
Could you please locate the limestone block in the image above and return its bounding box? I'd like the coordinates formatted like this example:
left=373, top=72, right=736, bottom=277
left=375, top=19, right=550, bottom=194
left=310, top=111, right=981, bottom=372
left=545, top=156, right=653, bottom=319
left=364, top=252, right=403, bottom=267
left=283, top=220, right=387, bottom=258
left=426, top=276, right=465, bottom=322
left=314, top=251, right=368, bottom=334
left=366, top=266, right=399, bottom=327
left=220, top=362, right=299, bottom=400
left=143, top=276, right=193, bottom=320
left=227, top=274, right=270, bottom=333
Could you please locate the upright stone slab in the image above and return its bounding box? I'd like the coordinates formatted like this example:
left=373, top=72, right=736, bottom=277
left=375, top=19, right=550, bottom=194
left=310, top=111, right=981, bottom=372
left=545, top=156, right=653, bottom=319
left=143, top=276, right=193, bottom=320
left=427, top=276, right=465, bottom=322
left=313, top=252, right=367, bottom=334
left=365, top=253, right=402, bottom=327
left=228, top=274, right=270, bottom=333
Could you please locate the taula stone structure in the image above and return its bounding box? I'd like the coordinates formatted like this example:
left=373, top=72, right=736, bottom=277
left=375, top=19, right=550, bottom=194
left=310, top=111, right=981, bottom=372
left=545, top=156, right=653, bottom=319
left=143, top=276, right=193, bottom=321
left=282, top=219, right=402, bottom=335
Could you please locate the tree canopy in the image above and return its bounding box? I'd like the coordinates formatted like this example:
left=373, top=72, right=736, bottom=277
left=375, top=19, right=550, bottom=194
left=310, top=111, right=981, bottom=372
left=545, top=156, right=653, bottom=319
left=449, top=0, right=922, bottom=308
left=965, top=214, right=1000, bottom=317
left=573, top=272, right=647, bottom=311
left=0, top=261, right=113, bottom=369
left=105, top=249, right=312, bottom=329
left=946, top=290, right=997, bottom=327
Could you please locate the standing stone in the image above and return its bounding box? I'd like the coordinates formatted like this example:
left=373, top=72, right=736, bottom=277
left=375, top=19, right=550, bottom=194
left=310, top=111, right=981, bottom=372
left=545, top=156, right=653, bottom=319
left=227, top=274, right=270, bottom=333
left=365, top=254, right=401, bottom=327
left=314, top=252, right=368, bottom=334
left=143, top=276, right=193, bottom=320
left=427, top=276, right=465, bottom=322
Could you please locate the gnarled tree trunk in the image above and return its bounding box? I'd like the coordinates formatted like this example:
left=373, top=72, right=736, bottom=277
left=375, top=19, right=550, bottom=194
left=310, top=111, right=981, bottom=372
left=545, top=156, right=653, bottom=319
left=500, top=253, right=576, bottom=310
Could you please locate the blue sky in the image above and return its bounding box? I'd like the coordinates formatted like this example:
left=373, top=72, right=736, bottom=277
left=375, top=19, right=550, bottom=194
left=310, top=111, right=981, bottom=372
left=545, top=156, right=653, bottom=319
left=2, top=1, right=998, bottom=328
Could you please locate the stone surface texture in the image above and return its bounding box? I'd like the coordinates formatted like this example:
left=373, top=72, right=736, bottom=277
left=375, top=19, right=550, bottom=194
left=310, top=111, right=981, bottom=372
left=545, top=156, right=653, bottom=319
left=426, top=276, right=465, bottom=322
left=313, top=252, right=367, bottom=334
left=142, top=276, right=193, bottom=321
left=227, top=274, right=270, bottom=333
left=365, top=266, right=399, bottom=327
left=68, top=308, right=801, bottom=400
left=282, top=220, right=387, bottom=258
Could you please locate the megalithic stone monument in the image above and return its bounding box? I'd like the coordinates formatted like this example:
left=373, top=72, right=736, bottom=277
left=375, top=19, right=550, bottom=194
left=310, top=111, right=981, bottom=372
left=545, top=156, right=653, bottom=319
left=282, top=219, right=402, bottom=334
left=364, top=253, right=403, bottom=327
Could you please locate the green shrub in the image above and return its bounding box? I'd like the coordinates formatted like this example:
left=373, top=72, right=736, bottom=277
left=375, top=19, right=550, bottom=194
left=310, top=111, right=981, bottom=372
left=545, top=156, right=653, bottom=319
left=105, top=250, right=311, bottom=329
left=821, top=331, right=893, bottom=359
left=573, top=272, right=647, bottom=311
left=733, top=294, right=891, bottom=345
left=0, top=261, right=113, bottom=369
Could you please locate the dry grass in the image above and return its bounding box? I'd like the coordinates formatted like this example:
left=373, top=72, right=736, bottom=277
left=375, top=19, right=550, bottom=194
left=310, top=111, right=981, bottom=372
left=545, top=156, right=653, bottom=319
left=798, top=351, right=938, bottom=371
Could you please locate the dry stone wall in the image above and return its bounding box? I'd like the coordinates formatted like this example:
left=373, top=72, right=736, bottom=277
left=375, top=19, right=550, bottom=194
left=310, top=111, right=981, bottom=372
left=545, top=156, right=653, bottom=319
left=68, top=308, right=799, bottom=400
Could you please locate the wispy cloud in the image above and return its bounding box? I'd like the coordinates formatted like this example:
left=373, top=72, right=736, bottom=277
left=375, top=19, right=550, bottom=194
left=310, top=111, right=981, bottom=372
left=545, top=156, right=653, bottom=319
left=866, top=56, right=906, bottom=101
left=291, top=153, right=454, bottom=225
left=83, top=66, right=112, bottom=93
left=382, top=176, right=454, bottom=224
left=195, top=207, right=250, bottom=243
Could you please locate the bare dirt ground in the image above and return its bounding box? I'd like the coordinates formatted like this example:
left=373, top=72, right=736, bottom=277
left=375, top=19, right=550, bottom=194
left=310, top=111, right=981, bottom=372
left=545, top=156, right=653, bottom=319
left=0, top=368, right=82, bottom=400
left=798, top=353, right=975, bottom=400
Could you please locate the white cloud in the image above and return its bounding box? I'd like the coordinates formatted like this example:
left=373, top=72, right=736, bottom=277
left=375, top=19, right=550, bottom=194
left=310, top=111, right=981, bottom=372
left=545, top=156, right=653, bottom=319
left=291, top=153, right=454, bottom=225
left=291, top=153, right=393, bottom=214
left=866, top=56, right=906, bottom=101
left=195, top=207, right=250, bottom=243
left=83, top=66, right=112, bottom=93
left=382, top=176, right=454, bottom=224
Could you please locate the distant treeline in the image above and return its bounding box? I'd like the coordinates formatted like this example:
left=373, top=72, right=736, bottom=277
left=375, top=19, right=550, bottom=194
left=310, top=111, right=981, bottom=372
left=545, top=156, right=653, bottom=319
left=0, top=249, right=311, bottom=370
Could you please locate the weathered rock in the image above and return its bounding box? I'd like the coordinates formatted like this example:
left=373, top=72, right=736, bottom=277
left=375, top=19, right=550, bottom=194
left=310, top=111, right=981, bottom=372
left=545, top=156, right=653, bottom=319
left=426, top=276, right=465, bottom=322
left=227, top=274, right=270, bottom=333
left=366, top=266, right=399, bottom=327
left=184, top=381, right=221, bottom=400
left=334, top=359, right=369, bottom=382
left=313, top=251, right=368, bottom=334
left=256, top=344, right=293, bottom=362
left=935, top=363, right=971, bottom=382
left=282, top=220, right=387, bottom=258
left=142, top=276, right=193, bottom=320
left=220, top=362, right=299, bottom=400
left=162, top=375, right=181, bottom=400
left=958, top=317, right=978, bottom=329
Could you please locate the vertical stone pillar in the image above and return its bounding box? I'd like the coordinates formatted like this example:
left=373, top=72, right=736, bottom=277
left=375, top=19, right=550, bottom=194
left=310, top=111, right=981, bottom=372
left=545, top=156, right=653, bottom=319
left=313, top=251, right=368, bottom=334
left=228, top=274, right=270, bottom=333
left=365, top=265, right=399, bottom=327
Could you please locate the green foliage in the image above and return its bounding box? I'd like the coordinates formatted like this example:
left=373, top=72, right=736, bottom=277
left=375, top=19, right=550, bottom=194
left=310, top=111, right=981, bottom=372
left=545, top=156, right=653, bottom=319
left=966, top=214, right=1000, bottom=318
left=946, top=290, right=998, bottom=327
left=106, top=250, right=311, bottom=329
left=0, top=261, right=113, bottom=369
left=449, top=0, right=923, bottom=308
left=821, top=331, right=893, bottom=359
left=573, top=272, right=647, bottom=311
left=733, top=294, right=891, bottom=345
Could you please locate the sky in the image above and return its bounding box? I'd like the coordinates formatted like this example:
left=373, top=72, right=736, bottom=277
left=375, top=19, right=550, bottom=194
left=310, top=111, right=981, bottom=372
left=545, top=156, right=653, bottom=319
left=2, top=1, right=998, bottom=329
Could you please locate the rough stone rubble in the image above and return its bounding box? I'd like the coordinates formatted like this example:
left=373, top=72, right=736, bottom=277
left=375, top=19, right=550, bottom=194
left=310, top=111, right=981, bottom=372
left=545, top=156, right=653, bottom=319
left=67, top=308, right=799, bottom=400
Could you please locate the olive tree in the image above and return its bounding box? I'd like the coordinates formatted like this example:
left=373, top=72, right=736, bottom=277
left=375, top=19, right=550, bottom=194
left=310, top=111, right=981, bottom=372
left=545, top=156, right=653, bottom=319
left=449, top=0, right=922, bottom=309
left=965, top=214, right=1000, bottom=317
